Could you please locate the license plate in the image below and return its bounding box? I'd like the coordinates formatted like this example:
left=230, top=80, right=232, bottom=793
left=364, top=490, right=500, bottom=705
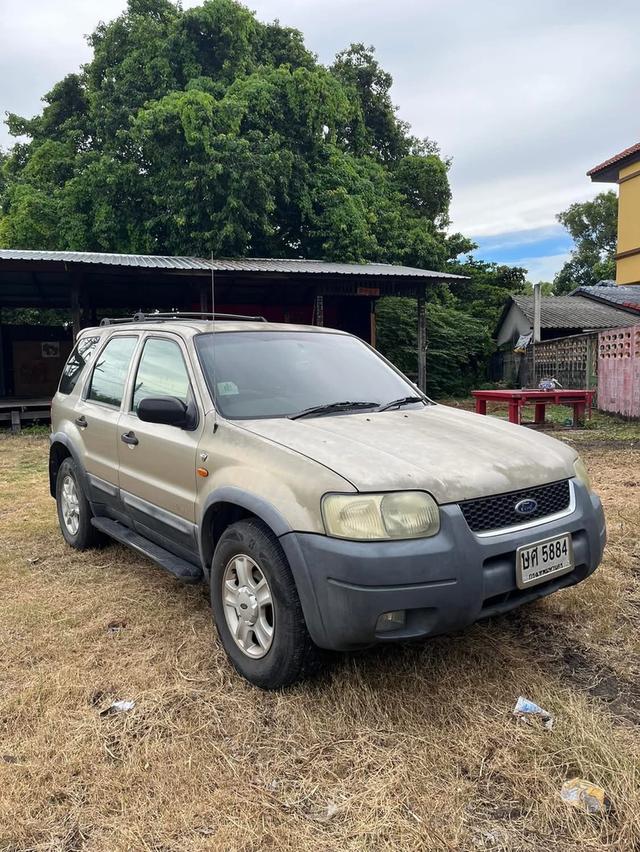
left=516, top=533, right=574, bottom=589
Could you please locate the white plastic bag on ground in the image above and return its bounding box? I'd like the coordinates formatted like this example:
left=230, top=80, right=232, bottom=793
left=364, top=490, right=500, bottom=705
left=513, top=696, right=554, bottom=730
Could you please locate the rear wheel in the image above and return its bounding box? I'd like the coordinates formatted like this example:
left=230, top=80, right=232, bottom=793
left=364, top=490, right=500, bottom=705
left=55, top=458, right=103, bottom=550
left=210, top=518, right=322, bottom=689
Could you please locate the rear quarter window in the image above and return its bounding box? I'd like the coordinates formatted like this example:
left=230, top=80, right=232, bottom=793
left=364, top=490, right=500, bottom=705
left=58, top=336, right=100, bottom=395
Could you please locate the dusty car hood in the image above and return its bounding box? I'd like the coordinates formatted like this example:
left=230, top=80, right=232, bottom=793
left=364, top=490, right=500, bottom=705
left=239, top=404, right=578, bottom=503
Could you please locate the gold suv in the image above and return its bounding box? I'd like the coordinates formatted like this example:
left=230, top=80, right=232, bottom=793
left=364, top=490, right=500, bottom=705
left=51, top=313, right=606, bottom=688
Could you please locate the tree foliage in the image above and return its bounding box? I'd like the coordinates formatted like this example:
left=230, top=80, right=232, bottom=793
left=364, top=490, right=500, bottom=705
left=553, top=191, right=617, bottom=294
left=377, top=295, right=493, bottom=397
left=446, top=258, right=527, bottom=325
left=376, top=259, right=527, bottom=397
left=0, top=0, right=470, bottom=267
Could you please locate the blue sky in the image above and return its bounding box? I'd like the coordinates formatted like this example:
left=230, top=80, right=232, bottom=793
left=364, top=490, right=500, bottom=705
left=471, top=227, right=573, bottom=282
left=2, top=0, right=639, bottom=281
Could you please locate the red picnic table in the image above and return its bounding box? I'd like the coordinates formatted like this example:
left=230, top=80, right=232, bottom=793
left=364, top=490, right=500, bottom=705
left=471, top=389, right=595, bottom=426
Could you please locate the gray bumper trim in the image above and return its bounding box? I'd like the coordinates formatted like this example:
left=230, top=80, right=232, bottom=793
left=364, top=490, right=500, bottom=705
left=279, top=482, right=606, bottom=651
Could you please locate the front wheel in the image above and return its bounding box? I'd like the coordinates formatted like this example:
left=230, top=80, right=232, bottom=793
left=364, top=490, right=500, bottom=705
left=210, top=518, right=322, bottom=689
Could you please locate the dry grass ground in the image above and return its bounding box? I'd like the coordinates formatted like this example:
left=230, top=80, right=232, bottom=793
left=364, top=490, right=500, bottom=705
left=0, top=424, right=639, bottom=851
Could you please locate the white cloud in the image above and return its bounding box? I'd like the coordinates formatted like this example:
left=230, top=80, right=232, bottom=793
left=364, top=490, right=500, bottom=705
left=511, top=252, right=572, bottom=284
left=450, top=173, right=607, bottom=238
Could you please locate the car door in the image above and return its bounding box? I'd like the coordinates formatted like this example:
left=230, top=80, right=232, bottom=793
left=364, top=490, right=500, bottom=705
left=116, top=333, right=202, bottom=558
left=74, top=334, right=140, bottom=510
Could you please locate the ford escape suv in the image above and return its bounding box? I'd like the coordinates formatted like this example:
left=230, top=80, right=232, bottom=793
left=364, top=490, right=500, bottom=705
left=50, top=313, right=606, bottom=689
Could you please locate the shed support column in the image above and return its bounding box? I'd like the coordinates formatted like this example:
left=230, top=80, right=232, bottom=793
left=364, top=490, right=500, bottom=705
left=0, top=322, right=5, bottom=398
left=417, top=292, right=427, bottom=392
left=70, top=278, right=81, bottom=342
left=314, top=293, right=324, bottom=327
left=199, top=280, right=209, bottom=318
left=370, top=300, right=377, bottom=348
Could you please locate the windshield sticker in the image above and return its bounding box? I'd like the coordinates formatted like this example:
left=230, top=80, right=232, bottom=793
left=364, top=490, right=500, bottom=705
left=217, top=381, right=239, bottom=396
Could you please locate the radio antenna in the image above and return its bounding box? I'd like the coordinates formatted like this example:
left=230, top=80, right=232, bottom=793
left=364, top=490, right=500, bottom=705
left=210, top=251, right=215, bottom=319
left=210, top=251, right=218, bottom=420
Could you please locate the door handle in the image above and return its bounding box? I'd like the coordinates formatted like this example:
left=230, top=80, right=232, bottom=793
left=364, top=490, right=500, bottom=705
left=121, top=431, right=139, bottom=446
left=75, top=416, right=88, bottom=429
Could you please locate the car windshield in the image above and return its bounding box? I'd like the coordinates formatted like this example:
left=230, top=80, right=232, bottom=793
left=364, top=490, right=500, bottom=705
left=195, top=331, right=422, bottom=419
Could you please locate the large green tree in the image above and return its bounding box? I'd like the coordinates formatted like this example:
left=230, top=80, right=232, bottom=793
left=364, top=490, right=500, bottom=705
left=0, top=0, right=529, bottom=396
left=0, top=0, right=469, bottom=268
left=553, top=191, right=618, bottom=294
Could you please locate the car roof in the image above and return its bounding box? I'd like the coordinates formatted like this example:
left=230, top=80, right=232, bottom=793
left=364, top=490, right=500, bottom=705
left=81, top=320, right=350, bottom=338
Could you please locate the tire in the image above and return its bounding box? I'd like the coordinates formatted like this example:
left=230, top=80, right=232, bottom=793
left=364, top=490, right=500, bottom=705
left=210, top=518, right=322, bottom=689
left=55, top=457, right=103, bottom=550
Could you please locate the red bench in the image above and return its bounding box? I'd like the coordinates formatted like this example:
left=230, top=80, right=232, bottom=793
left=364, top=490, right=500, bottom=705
left=471, top=389, right=595, bottom=426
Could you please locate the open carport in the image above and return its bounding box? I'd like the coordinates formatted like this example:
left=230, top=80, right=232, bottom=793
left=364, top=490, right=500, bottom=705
left=0, top=250, right=465, bottom=427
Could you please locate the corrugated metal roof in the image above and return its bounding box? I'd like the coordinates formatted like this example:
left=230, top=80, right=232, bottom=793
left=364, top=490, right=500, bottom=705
left=511, top=294, right=639, bottom=329
left=0, top=249, right=466, bottom=280
left=587, top=141, right=640, bottom=177
left=576, top=284, right=640, bottom=313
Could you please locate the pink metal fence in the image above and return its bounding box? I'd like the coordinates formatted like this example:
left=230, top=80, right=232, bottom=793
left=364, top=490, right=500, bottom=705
left=598, top=325, right=640, bottom=418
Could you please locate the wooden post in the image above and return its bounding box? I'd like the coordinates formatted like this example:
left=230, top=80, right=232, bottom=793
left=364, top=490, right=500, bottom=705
left=417, top=291, right=427, bottom=392
left=200, top=279, right=209, bottom=318
left=370, top=300, right=377, bottom=348
left=0, top=321, right=5, bottom=398
left=70, top=277, right=81, bottom=342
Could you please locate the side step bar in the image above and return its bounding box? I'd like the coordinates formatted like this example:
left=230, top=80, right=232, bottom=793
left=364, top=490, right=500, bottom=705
left=91, top=517, right=203, bottom=584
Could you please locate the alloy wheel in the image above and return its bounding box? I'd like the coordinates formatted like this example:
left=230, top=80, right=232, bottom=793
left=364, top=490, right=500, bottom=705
left=222, top=554, right=274, bottom=658
left=60, top=474, right=80, bottom=536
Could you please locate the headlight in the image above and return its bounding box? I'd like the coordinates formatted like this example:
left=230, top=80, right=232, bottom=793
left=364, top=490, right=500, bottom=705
left=322, top=492, right=440, bottom=540
left=573, top=456, right=592, bottom=492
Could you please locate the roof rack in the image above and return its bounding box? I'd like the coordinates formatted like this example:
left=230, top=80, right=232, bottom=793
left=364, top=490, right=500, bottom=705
left=99, top=311, right=267, bottom=326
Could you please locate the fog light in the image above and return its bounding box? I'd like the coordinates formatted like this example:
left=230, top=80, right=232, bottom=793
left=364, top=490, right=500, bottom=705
left=376, top=610, right=406, bottom=632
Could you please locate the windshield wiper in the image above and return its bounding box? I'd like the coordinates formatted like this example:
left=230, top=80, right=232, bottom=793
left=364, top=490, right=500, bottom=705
left=288, top=401, right=379, bottom=420
left=376, top=395, right=426, bottom=412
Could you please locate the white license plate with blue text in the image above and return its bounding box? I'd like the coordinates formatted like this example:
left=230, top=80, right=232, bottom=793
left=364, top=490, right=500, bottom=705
left=516, top=533, right=574, bottom=589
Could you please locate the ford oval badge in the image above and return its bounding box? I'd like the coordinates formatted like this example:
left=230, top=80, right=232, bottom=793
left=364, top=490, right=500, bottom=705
left=515, top=498, right=538, bottom=516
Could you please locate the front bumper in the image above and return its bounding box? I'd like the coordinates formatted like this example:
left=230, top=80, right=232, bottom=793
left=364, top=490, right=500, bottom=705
left=279, top=481, right=606, bottom=651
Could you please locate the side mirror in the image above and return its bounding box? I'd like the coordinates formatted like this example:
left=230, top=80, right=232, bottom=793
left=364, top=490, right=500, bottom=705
left=137, top=396, right=188, bottom=428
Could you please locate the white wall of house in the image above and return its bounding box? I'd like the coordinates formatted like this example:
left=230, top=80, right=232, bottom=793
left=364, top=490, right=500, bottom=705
left=496, top=303, right=532, bottom=347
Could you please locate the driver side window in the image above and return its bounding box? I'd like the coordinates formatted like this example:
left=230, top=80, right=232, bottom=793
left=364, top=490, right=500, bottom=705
left=131, top=337, right=191, bottom=413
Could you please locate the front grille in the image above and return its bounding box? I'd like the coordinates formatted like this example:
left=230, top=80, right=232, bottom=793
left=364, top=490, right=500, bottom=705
left=459, top=479, right=571, bottom=533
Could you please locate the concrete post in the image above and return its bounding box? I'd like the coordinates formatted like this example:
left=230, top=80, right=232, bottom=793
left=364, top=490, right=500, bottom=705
left=533, top=282, right=541, bottom=343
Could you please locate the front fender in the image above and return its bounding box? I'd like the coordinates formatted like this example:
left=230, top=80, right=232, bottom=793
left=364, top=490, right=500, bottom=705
left=198, top=486, right=293, bottom=574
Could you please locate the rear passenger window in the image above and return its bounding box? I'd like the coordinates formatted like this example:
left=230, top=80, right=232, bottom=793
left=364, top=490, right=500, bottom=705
left=59, top=336, right=100, bottom=395
left=87, top=336, right=138, bottom=408
left=131, top=338, right=191, bottom=412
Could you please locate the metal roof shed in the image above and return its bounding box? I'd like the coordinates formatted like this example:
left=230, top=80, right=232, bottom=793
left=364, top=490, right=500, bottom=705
left=0, top=250, right=466, bottom=407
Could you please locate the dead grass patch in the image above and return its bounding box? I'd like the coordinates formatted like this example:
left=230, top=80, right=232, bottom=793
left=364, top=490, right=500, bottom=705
left=0, top=432, right=639, bottom=851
